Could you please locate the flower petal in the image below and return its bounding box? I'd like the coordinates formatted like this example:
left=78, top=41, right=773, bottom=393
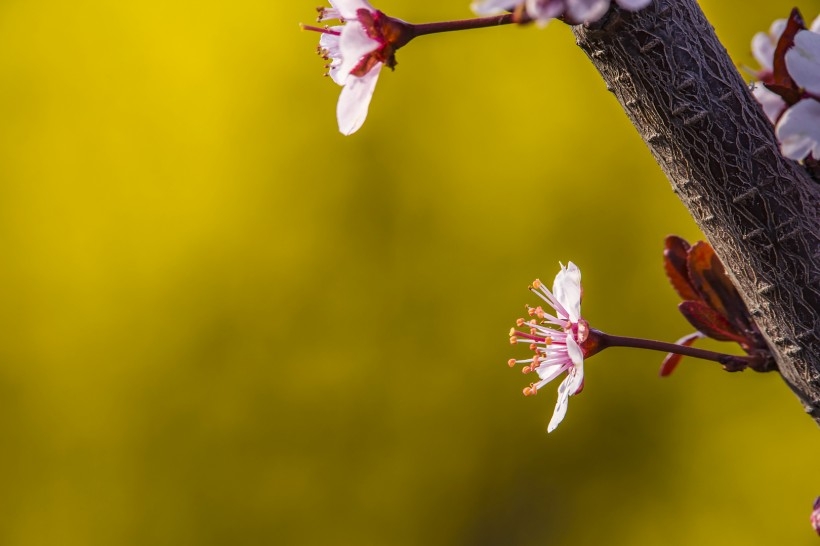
left=552, top=262, right=582, bottom=322
left=336, top=63, right=382, bottom=135
left=564, top=336, right=584, bottom=394
left=785, top=30, right=820, bottom=96
left=565, top=0, right=609, bottom=23
left=319, top=29, right=346, bottom=85
left=471, top=0, right=518, bottom=15
left=525, top=0, right=564, bottom=22
left=533, top=362, right=568, bottom=390
left=776, top=98, right=820, bottom=159
left=566, top=335, right=584, bottom=367
left=546, top=337, right=584, bottom=432
left=547, top=375, right=572, bottom=433
left=769, top=18, right=788, bottom=39
left=615, top=0, right=651, bottom=10
left=751, top=18, right=787, bottom=71
left=319, top=8, right=343, bottom=22
left=752, top=83, right=787, bottom=123
left=751, top=32, right=776, bottom=71
left=328, top=0, right=376, bottom=20
left=337, top=21, right=380, bottom=83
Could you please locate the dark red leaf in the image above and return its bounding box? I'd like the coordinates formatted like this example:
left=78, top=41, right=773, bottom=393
left=685, top=242, right=753, bottom=333
left=678, top=301, right=749, bottom=344
left=663, top=236, right=699, bottom=301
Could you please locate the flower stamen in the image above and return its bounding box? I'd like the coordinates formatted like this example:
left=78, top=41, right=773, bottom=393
left=301, top=24, right=341, bottom=36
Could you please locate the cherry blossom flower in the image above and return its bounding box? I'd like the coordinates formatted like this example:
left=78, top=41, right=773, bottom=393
left=508, top=262, right=589, bottom=432
left=811, top=497, right=820, bottom=536
left=306, top=1, right=411, bottom=135
left=749, top=11, right=820, bottom=160
left=472, top=0, right=652, bottom=26
left=776, top=28, right=820, bottom=159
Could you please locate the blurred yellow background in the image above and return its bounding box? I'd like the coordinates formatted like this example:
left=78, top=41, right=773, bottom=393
left=0, top=1, right=818, bottom=544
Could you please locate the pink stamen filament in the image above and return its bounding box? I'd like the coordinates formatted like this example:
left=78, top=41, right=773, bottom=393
left=301, top=24, right=341, bottom=36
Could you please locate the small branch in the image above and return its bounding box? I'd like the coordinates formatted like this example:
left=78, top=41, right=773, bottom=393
left=594, top=330, right=751, bottom=367
left=410, top=14, right=517, bottom=38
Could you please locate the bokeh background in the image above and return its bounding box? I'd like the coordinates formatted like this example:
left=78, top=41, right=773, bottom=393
left=0, top=0, right=818, bottom=544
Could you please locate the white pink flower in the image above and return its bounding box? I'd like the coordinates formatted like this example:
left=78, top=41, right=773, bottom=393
left=309, top=1, right=407, bottom=135
left=777, top=26, right=820, bottom=160
left=508, top=262, right=588, bottom=432
left=749, top=13, right=820, bottom=161
left=472, top=0, right=652, bottom=26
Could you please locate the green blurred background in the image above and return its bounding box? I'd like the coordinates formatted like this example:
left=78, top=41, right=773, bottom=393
left=0, top=1, right=818, bottom=544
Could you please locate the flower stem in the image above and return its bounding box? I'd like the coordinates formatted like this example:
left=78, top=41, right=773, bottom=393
left=409, top=14, right=518, bottom=39
left=591, top=329, right=754, bottom=369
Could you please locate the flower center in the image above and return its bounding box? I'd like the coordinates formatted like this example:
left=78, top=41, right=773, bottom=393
left=350, top=9, right=410, bottom=75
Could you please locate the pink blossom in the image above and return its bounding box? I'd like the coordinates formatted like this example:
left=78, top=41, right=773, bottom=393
left=472, top=0, right=651, bottom=26
left=812, top=497, right=820, bottom=536
left=508, top=262, right=588, bottom=432
left=749, top=13, right=820, bottom=160
left=308, top=1, right=408, bottom=135
left=777, top=28, right=820, bottom=160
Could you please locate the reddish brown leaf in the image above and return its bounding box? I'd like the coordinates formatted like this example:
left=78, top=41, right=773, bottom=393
left=659, top=332, right=704, bottom=377
left=685, top=243, right=741, bottom=325
left=678, top=301, right=749, bottom=344
left=687, top=242, right=757, bottom=335
left=663, top=236, right=699, bottom=302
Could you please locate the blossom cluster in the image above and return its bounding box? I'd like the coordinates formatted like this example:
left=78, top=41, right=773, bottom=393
left=473, top=0, right=651, bottom=26
left=750, top=11, right=820, bottom=161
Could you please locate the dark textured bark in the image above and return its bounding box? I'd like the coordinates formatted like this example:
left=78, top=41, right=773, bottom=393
left=572, top=0, right=820, bottom=423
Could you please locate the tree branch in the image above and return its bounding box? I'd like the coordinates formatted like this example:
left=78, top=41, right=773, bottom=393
left=572, top=0, right=820, bottom=423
